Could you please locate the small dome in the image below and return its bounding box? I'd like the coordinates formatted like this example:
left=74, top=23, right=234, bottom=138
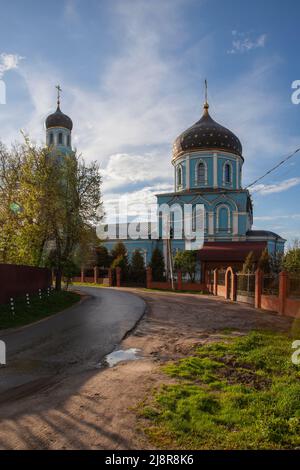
left=173, top=102, right=242, bottom=160
left=46, top=104, right=73, bottom=131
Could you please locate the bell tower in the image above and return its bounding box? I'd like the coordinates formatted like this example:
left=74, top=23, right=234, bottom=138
left=45, top=85, right=73, bottom=155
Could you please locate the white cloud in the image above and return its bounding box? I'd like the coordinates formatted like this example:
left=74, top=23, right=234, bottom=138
left=227, top=32, right=267, bottom=54
left=254, top=214, right=300, bottom=221
left=0, top=53, right=23, bottom=78
left=250, top=177, right=300, bottom=195
left=103, top=183, right=173, bottom=222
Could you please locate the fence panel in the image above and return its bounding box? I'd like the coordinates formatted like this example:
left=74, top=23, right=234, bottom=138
left=288, top=273, right=300, bottom=298
left=262, top=274, right=279, bottom=296
left=236, top=272, right=255, bottom=301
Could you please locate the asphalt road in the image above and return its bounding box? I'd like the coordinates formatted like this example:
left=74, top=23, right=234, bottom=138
left=0, top=287, right=145, bottom=397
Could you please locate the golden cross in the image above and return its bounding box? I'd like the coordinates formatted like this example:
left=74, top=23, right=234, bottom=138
left=204, top=79, right=208, bottom=104
left=55, top=84, right=62, bottom=106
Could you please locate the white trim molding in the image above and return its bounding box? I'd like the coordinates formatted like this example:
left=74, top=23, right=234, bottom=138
left=213, top=152, right=218, bottom=187
left=222, top=160, right=233, bottom=187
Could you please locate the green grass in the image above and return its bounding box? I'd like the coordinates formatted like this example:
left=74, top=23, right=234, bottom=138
left=143, top=288, right=209, bottom=295
left=140, top=331, right=300, bottom=449
left=72, top=282, right=106, bottom=288
left=0, top=290, right=81, bottom=329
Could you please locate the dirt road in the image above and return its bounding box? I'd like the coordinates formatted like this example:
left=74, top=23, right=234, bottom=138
left=0, top=288, right=293, bottom=450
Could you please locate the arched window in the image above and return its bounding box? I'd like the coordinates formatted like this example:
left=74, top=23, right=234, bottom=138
left=196, top=161, right=206, bottom=185
left=67, top=135, right=70, bottom=146
left=177, top=165, right=182, bottom=187
left=224, top=162, right=232, bottom=184
left=217, top=204, right=231, bottom=232
left=49, top=133, right=54, bottom=145
left=58, top=132, right=63, bottom=145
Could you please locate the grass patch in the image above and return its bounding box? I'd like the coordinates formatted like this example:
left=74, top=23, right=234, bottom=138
left=72, top=282, right=106, bottom=288
left=0, top=290, right=81, bottom=329
left=143, top=288, right=209, bottom=295
left=141, top=331, right=300, bottom=449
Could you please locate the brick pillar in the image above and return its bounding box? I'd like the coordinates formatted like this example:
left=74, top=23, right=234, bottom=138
left=213, top=269, right=218, bottom=296
left=81, top=266, right=85, bottom=283
left=177, top=271, right=182, bottom=291
left=255, top=269, right=263, bottom=309
left=279, top=271, right=288, bottom=315
left=108, top=268, right=113, bottom=287
left=116, top=267, right=121, bottom=288
left=94, top=266, right=99, bottom=284
left=146, top=267, right=152, bottom=289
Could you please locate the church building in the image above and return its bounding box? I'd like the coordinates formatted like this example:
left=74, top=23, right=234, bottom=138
left=44, top=86, right=285, bottom=278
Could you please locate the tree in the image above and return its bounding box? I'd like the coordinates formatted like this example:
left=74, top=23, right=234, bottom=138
left=111, top=241, right=127, bottom=260
left=149, top=247, right=165, bottom=281
left=174, top=250, right=197, bottom=282
left=258, top=248, right=271, bottom=273
left=0, top=139, right=102, bottom=291
left=96, top=245, right=111, bottom=268
left=283, top=240, right=300, bottom=272
left=110, top=241, right=129, bottom=277
left=243, top=251, right=256, bottom=273
left=269, top=251, right=284, bottom=274
left=130, top=250, right=145, bottom=283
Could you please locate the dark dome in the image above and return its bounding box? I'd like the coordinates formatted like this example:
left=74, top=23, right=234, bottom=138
left=46, top=105, right=73, bottom=131
left=173, top=103, right=242, bottom=160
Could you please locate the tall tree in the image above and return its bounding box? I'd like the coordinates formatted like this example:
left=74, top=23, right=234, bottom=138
left=243, top=251, right=256, bottom=273
left=149, top=247, right=165, bottom=281
left=0, top=139, right=102, bottom=290
left=130, top=250, right=145, bottom=283
left=258, top=248, right=271, bottom=273
left=283, top=239, right=300, bottom=273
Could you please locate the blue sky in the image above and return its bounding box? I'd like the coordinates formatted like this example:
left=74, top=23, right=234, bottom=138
left=0, top=0, right=300, bottom=244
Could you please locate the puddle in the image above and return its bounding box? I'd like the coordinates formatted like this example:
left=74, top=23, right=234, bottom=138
left=101, top=348, right=142, bottom=368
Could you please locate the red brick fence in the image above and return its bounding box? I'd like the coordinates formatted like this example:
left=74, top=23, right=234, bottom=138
left=211, top=267, right=300, bottom=318
left=75, top=265, right=300, bottom=319
left=0, top=264, right=52, bottom=305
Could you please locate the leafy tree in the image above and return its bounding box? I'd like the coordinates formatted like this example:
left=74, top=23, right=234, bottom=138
left=242, top=251, right=256, bottom=273
left=258, top=248, right=271, bottom=273
left=269, top=251, right=284, bottom=274
left=0, top=139, right=102, bottom=291
left=174, top=250, right=197, bottom=282
left=149, top=247, right=165, bottom=281
left=283, top=248, right=300, bottom=273
left=111, top=241, right=127, bottom=260
left=130, top=250, right=145, bottom=283
left=96, top=245, right=111, bottom=268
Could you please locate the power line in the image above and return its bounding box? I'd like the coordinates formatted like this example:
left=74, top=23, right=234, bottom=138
left=246, top=147, right=300, bottom=190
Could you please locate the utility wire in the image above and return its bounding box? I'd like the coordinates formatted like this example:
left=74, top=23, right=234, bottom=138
left=246, top=147, right=300, bottom=190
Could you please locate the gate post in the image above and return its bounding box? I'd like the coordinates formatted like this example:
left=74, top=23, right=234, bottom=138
left=232, top=272, right=237, bottom=301
left=108, top=268, right=113, bottom=287
left=81, top=266, right=85, bottom=283
left=255, top=269, right=263, bottom=309
left=177, top=271, right=182, bottom=291
left=279, top=271, right=288, bottom=315
left=94, top=266, right=99, bottom=284
left=146, top=267, right=152, bottom=289
left=213, top=269, right=218, bottom=296
left=116, top=267, right=121, bottom=288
